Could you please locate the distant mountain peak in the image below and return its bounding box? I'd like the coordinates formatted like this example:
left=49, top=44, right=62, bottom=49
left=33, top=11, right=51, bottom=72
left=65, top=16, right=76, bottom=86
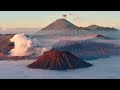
left=40, top=18, right=78, bottom=30
left=35, top=18, right=119, bottom=35
left=89, top=25, right=101, bottom=27
left=92, top=34, right=114, bottom=40
left=86, top=25, right=118, bottom=31
left=86, top=25, right=103, bottom=30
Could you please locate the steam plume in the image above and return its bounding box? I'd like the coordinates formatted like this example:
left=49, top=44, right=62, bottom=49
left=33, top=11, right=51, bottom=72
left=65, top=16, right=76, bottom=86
left=62, top=14, right=67, bottom=19
left=10, top=33, right=33, bottom=56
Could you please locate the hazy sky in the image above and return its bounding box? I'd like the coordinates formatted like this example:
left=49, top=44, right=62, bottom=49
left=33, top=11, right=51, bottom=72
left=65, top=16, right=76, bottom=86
left=0, top=11, right=120, bottom=29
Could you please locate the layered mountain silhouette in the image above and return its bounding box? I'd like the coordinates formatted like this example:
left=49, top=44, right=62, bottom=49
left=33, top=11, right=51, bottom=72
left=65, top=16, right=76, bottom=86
left=85, top=25, right=118, bottom=31
left=52, top=40, right=120, bottom=60
left=27, top=50, right=92, bottom=70
left=39, top=19, right=119, bottom=31
left=36, top=18, right=119, bottom=35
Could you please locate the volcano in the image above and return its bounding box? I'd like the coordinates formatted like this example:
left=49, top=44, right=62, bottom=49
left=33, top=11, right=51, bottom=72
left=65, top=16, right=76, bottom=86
left=35, top=19, right=95, bottom=36
left=40, top=19, right=78, bottom=30
left=27, top=50, right=92, bottom=70
left=52, top=40, right=120, bottom=60
left=36, top=19, right=80, bottom=35
left=35, top=18, right=119, bottom=36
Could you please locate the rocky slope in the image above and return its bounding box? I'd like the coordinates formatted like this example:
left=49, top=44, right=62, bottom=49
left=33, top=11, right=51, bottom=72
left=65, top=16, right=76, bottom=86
left=52, top=40, right=120, bottom=60
left=0, top=34, right=14, bottom=55
left=27, top=50, right=92, bottom=70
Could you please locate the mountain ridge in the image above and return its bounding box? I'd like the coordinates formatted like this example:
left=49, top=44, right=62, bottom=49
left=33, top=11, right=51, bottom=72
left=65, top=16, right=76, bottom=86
left=40, top=19, right=119, bottom=30
left=36, top=18, right=119, bottom=35
left=84, top=25, right=118, bottom=31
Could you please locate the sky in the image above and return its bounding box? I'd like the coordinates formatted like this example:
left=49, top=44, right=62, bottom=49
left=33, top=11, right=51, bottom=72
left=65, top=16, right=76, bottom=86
left=0, top=11, right=120, bottom=29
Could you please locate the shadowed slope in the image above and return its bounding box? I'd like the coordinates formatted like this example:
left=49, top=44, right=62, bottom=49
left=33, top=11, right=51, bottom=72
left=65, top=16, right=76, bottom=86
left=52, top=40, right=120, bottom=60
left=0, top=34, right=14, bottom=54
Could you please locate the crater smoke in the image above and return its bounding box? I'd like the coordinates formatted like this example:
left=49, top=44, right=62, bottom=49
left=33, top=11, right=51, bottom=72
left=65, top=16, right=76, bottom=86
left=10, top=33, right=33, bottom=56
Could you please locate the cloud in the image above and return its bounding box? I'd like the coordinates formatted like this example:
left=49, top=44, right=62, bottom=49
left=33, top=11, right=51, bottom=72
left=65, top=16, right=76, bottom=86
left=62, top=14, right=67, bottom=19
left=10, top=33, right=33, bottom=56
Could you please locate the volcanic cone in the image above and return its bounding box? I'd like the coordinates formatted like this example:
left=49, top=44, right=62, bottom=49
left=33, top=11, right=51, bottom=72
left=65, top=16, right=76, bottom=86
left=27, top=50, right=92, bottom=70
